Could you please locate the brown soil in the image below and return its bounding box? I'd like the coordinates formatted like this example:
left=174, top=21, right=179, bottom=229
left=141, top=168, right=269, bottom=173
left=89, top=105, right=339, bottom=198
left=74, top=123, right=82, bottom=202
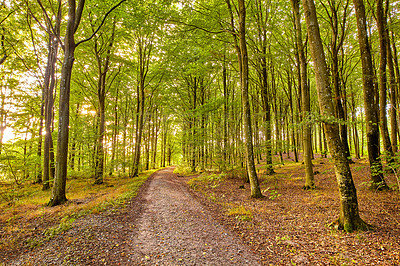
left=2, top=168, right=260, bottom=265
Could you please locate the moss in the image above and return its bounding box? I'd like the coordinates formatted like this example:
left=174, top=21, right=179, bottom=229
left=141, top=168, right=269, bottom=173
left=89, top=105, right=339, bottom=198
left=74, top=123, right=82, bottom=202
left=343, top=223, right=353, bottom=233
left=329, top=217, right=374, bottom=233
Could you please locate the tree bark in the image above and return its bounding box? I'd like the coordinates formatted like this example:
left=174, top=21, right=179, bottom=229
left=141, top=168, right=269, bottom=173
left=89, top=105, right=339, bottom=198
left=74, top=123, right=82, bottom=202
left=132, top=34, right=152, bottom=177
left=238, top=0, right=262, bottom=198
left=290, top=0, right=314, bottom=189
left=386, top=24, right=398, bottom=153
left=302, top=0, right=370, bottom=232
left=376, top=0, right=394, bottom=163
left=326, top=0, right=353, bottom=163
left=48, top=0, right=81, bottom=206
left=352, top=0, right=387, bottom=189
left=43, top=1, right=61, bottom=191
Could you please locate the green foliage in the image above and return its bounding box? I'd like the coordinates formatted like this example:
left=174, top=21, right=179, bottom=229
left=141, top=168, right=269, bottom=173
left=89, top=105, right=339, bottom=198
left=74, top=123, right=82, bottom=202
left=262, top=187, right=281, bottom=200
left=227, top=205, right=253, bottom=222
left=173, top=164, right=193, bottom=175
left=187, top=172, right=226, bottom=190
left=224, top=168, right=248, bottom=182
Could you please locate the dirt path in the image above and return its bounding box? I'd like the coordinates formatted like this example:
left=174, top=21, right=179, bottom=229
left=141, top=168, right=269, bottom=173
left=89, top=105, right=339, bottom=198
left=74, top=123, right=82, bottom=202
left=7, top=168, right=260, bottom=265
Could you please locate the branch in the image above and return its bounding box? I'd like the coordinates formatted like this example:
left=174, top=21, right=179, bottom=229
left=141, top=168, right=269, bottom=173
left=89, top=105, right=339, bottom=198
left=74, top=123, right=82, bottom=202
left=0, top=8, right=16, bottom=25
left=0, top=54, right=6, bottom=65
left=169, top=19, right=232, bottom=35
left=75, top=0, right=126, bottom=47
left=74, top=0, right=86, bottom=33
left=34, top=0, right=65, bottom=50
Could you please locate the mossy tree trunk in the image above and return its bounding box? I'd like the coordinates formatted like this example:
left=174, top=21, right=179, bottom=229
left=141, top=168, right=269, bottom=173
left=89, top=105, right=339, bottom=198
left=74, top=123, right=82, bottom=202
left=302, top=0, right=370, bottom=232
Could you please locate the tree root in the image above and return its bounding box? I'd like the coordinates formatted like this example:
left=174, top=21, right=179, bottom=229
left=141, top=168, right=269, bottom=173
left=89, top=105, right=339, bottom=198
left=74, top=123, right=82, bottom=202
left=303, top=184, right=316, bottom=190
left=47, top=197, right=68, bottom=207
left=328, top=217, right=374, bottom=233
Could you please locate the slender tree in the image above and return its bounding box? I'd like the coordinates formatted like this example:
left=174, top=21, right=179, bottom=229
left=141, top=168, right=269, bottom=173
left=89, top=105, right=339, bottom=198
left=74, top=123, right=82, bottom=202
left=237, top=0, right=262, bottom=198
left=290, top=0, right=314, bottom=189
left=375, top=0, right=394, bottom=163
left=352, top=0, right=388, bottom=190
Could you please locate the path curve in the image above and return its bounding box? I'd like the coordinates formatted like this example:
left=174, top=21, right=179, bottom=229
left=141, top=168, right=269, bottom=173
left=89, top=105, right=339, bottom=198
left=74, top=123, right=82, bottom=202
left=8, top=168, right=260, bottom=265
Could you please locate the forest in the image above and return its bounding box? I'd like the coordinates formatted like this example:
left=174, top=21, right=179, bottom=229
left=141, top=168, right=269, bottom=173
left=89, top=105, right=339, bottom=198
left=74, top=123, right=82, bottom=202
left=1, top=0, right=400, bottom=264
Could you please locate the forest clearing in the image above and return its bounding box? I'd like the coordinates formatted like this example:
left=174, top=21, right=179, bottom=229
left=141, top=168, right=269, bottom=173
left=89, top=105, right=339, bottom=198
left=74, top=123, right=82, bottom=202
left=1, top=0, right=400, bottom=264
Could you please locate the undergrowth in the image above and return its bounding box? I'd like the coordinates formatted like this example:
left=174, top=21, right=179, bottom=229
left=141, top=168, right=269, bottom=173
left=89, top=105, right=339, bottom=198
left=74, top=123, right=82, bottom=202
left=187, top=173, right=226, bottom=190
left=173, top=164, right=195, bottom=176
left=227, top=205, right=253, bottom=222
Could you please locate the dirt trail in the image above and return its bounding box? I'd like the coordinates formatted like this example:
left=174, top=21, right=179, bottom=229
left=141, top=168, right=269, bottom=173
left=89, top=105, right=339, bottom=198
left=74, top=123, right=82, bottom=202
left=6, top=168, right=260, bottom=265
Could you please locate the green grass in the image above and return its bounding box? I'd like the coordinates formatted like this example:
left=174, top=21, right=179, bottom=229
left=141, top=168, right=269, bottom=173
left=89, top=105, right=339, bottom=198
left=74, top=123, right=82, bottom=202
left=0, top=169, right=158, bottom=250
left=227, top=205, right=253, bottom=222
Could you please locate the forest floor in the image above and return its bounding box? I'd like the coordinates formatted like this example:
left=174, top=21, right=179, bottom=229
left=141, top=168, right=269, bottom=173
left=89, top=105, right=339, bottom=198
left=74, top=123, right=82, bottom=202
left=1, top=154, right=400, bottom=265
left=185, top=153, right=400, bottom=265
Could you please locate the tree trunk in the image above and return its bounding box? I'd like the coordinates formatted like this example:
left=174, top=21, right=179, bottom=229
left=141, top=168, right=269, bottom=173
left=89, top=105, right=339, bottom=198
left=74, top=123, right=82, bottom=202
left=376, top=0, right=394, bottom=163
left=36, top=94, right=44, bottom=184
left=260, top=46, right=274, bottom=174
left=387, top=28, right=398, bottom=153
left=94, top=94, right=105, bottom=184
left=390, top=31, right=400, bottom=145
left=302, top=0, right=370, bottom=232
left=48, top=0, right=78, bottom=206
left=291, top=0, right=314, bottom=189
left=43, top=3, right=61, bottom=190
left=109, top=87, right=119, bottom=175
left=132, top=35, right=151, bottom=177
left=352, top=0, right=387, bottom=189
left=223, top=57, right=228, bottom=170
left=238, top=0, right=262, bottom=198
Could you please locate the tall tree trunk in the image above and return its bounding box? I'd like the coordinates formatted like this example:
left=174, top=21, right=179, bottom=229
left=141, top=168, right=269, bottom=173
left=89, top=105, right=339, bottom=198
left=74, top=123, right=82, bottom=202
left=327, top=0, right=353, bottom=163
left=238, top=0, right=262, bottom=198
left=43, top=1, right=61, bottom=191
left=260, top=48, right=273, bottom=174
left=109, top=87, right=119, bottom=175
left=49, top=0, right=81, bottom=206
left=387, top=28, right=398, bottom=153
left=94, top=94, right=105, bottom=184
left=390, top=31, right=400, bottom=144
left=376, top=0, right=394, bottom=163
left=352, top=0, right=387, bottom=189
left=291, top=0, right=314, bottom=189
left=303, top=0, right=370, bottom=232
left=132, top=35, right=152, bottom=177
left=36, top=94, right=44, bottom=184
left=223, top=57, right=228, bottom=170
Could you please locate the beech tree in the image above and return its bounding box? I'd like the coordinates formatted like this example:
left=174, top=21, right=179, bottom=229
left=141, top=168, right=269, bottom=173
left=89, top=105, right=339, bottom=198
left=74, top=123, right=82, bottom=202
left=302, top=0, right=369, bottom=232
left=290, top=0, right=314, bottom=189
left=236, top=0, right=262, bottom=198
left=376, top=0, right=394, bottom=163
left=352, top=0, right=388, bottom=190
left=49, top=0, right=126, bottom=206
